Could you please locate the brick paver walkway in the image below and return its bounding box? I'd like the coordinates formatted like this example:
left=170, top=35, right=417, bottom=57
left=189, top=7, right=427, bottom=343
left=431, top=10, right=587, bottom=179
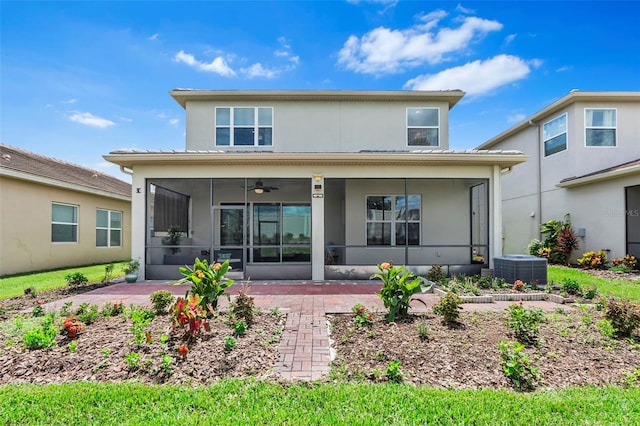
left=38, top=280, right=568, bottom=381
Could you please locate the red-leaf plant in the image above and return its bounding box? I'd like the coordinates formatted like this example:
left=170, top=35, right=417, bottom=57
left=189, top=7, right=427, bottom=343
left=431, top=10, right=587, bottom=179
left=170, top=294, right=212, bottom=341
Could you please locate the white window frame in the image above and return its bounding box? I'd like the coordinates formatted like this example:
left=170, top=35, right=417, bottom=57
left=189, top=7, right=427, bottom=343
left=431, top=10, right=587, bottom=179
left=215, top=106, right=273, bottom=147
left=51, top=203, right=78, bottom=243
left=585, top=108, right=617, bottom=148
left=96, top=209, right=122, bottom=248
left=406, top=107, right=440, bottom=147
left=366, top=195, right=421, bottom=246
left=543, top=113, right=568, bottom=157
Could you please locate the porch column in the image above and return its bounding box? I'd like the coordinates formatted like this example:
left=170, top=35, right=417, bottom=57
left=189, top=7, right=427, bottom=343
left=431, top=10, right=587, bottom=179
left=490, top=165, right=503, bottom=268
left=311, top=175, right=325, bottom=280
left=131, top=173, right=146, bottom=278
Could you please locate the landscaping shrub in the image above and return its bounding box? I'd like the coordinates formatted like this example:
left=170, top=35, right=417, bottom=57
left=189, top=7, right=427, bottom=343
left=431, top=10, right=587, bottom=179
left=604, top=298, right=640, bottom=338
left=230, top=285, right=255, bottom=326
left=65, top=272, right=88, bottom=286
left=577, top=250, right=608, bottom=269
left=24, top=286, right=38, bottom=298
left=505, top=302, right=544, bottom=346
left=561, top=278, right=582, bottom=296
left=101, top=301, right=124, bottom=317
left=149, top=290, right=175, bottom=314
left=23, top=315, right=58, bottom=350
left=61, top=317, right=83, bottom=339
left=499, top=340, right=541, bottom=391
left=352, top=304, right=374, bottom=327
left=537, top=214, right=578, bottom=264
left=385, top=360, right=403, bottom=383
left=372, top=262, right=431, bottom=323
left=611, top=254, right=638, bottom=273
left=426, top=264, right=445, bottom=282
left=170, top=294, right=211, bottom=340
left=178, top=258, right=234, bottom=312
left=76, top=303, right=99, bottom=325
left=433, top=291, right=463, bottom=324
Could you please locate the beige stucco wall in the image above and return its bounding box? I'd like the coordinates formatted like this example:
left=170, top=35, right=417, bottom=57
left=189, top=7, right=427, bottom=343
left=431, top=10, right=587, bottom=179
left=0, top=176, right=131, bottom=276
left=185, top=100, right=451, bottom=152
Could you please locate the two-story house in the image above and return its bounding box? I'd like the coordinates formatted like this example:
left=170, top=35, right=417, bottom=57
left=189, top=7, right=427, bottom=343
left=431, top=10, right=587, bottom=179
left=105, top=90, right=526, bottom=281
left=477, top=91, right=640, bottom=262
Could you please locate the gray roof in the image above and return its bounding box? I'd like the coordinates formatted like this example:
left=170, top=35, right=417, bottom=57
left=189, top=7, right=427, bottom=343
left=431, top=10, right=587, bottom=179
left=559, top=158, right=640, bottom=184
left=1, top=143, right=131, bottom=197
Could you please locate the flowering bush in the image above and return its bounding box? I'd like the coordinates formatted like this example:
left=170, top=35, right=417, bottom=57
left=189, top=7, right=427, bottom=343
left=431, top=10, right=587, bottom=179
left=577, top=250, right=608, bottom=269
left=512, top=280, right=525, bottom=292
left=352, top=304, right=374, bottom=327
left=178, top=258, right=234, bottom=312
left=170, top=294, right=211, bottom=340
left=372, top=262, right=432, bottom=323
left=611, top=255, right=638, bottom=270
left=61, top=317, right=84, bottom=339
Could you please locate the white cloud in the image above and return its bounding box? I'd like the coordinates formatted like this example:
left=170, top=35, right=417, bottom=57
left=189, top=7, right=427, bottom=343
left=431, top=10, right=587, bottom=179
left=148, top=33, right=159, bottom=41
left=60, top=98, right=77, bottom=105
left=404, top=54, right=531, bottom=96
left=117, top=115, right=133, bottom=123
left=455, top=4, right=475, bottom=14
left=507, top=113, right=526, bottom=123
left=241, top=63, right=278, bottom=79
left=68, top=112, right=116, bottom=128
left=504, top=33, right=517, bottom=45
left=174, top=50, right=236, bottom=77
left=556, top=65, right=573, bottom=72
left=169, top=118, right=179, bottom=126
left=338, top=13, right=503, bottom=74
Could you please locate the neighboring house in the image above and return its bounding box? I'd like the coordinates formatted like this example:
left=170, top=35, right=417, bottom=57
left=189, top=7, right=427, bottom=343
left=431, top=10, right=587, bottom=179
left=105, top=90, right=527, bottom=281
left=0, top=144, right=132, bottom=276
left=476, top=91, right=640, bottom=261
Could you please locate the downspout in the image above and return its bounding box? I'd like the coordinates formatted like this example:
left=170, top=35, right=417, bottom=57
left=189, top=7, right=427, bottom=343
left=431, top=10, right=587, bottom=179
left=530, top=119, right=542, bottom=239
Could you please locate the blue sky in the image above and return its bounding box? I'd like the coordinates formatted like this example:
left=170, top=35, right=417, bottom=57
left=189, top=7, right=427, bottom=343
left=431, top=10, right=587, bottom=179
left=2, top=1, right=639, bottom=181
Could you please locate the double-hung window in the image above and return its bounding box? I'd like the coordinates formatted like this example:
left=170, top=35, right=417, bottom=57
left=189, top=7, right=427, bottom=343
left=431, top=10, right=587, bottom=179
left=407, top=108, right=439, bottom=147
left=215, top=107, right=273, bottom=146
left=585, top=108, right=616, bottom=147
left=96, top=209, right=122, bottom=247
left=366, top=195, right=421, bottom=246
left=543, top=113, right=567, bottom=156
left=52, top=203, right=78, bottom=243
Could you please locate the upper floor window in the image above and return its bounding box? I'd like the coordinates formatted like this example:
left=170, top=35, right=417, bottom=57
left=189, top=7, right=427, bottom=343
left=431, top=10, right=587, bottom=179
left=52, top=203, right=78, bottom=243
left=543, top=113, right=567, bottom=156
left=366, top=195, right=421, bottom=246
left=96, top=209, right=122, bottom=247
left=215, top=107, right=273, bottom=146
left=585, top=108, right=616, bottom=147
left=407, top=108, right=439, bottom=147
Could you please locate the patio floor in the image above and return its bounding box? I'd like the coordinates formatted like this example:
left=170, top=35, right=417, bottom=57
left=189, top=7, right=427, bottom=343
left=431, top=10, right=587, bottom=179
left=40, top=280, right=568, bottom=381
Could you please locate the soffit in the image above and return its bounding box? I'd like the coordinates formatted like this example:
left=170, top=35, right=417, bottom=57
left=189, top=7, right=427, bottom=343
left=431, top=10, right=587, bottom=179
left=104, top=150, right=528, bottom=169
left=170, top=90, right=465, bottom=109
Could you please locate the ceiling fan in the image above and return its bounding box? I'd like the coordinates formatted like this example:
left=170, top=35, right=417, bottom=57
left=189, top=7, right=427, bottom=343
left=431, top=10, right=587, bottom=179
left=247, top=180, right=279, bottom=194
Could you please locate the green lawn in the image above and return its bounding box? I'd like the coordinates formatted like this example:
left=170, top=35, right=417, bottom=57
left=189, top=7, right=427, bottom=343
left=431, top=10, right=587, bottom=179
left=548, top=265, right=640, bottom=303
left=0, top=262, right=126, bottom=300
left=0, top=381, right=638, bottom=425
